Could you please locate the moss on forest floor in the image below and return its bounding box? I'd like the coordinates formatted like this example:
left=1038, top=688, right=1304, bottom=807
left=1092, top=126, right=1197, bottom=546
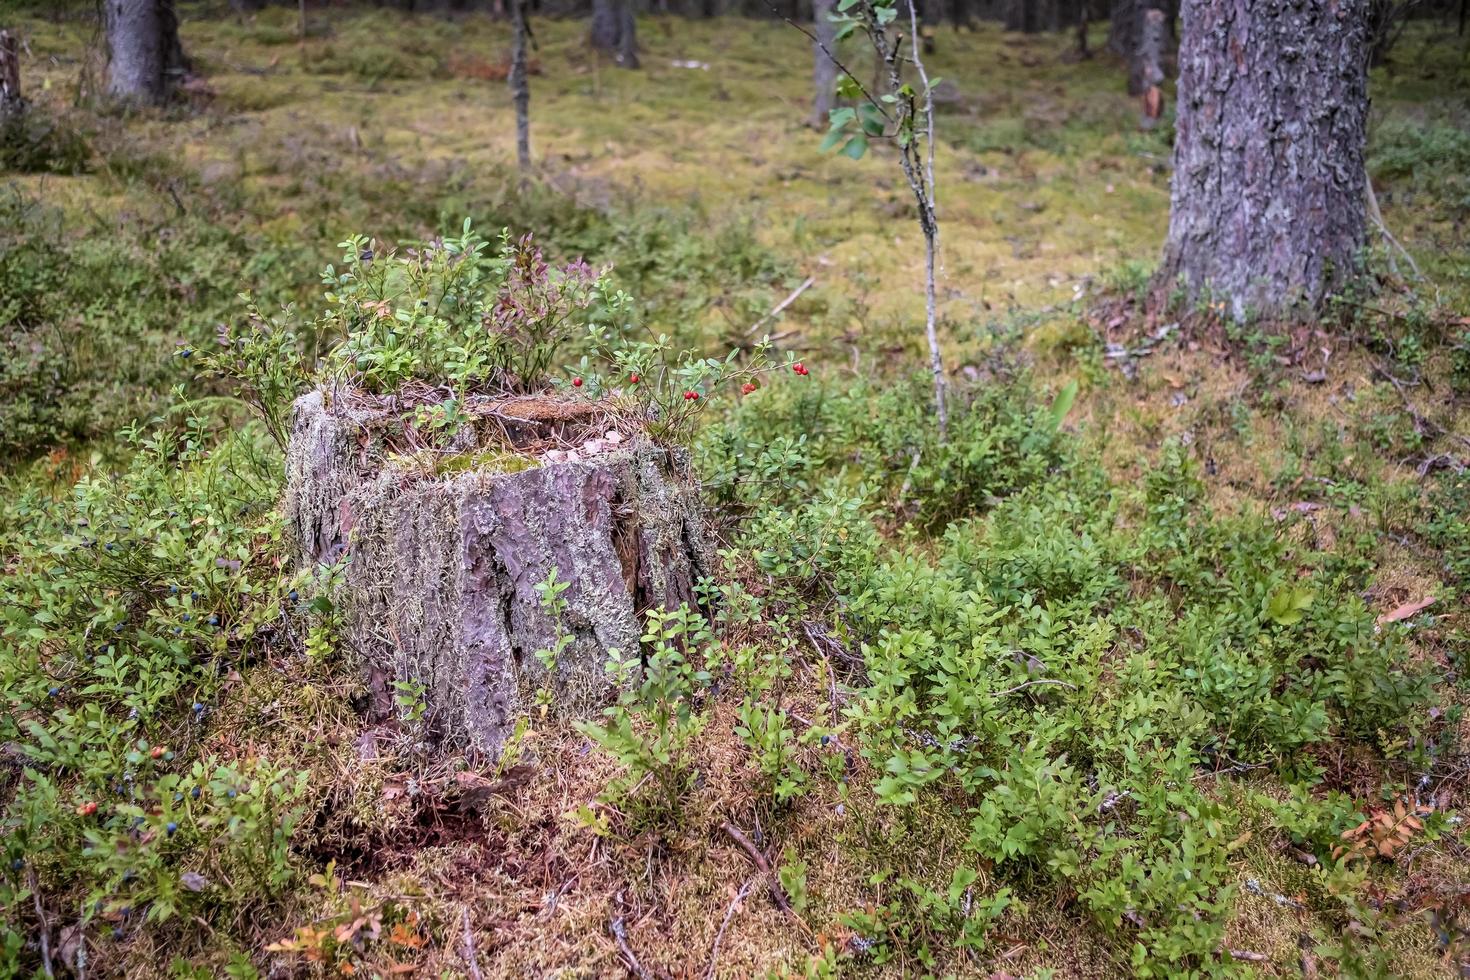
left=3, top=6, right=1470, bottom=978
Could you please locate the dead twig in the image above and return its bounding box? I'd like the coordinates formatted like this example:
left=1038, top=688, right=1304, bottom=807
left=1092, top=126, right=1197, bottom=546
left=720, top=822, right=794, bottom=914
left=460, top=907, right=484, bottom=980
left=990, top=678, right=1077, bottom=697
left=610, top=914, right=655, bottom=980
left=705, top=877, right=756, bottom=980
left=747, top=276, right=816, bottom=337
left=29, top=870, right=54, bottom=979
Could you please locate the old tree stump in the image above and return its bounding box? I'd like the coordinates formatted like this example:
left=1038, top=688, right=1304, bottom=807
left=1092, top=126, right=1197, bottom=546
left=283, top=388, right=712, bottom=756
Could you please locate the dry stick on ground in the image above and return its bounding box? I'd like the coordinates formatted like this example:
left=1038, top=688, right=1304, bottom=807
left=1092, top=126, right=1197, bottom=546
left=705, top=877, right=756, bottom=980
left=29, top=871, right=54, bottom=979
left=720, top=821, right=794, bottom=915
left=460, top=908, right=484, bottom=980
left=609, top=914, right=656, bottom=980
left=746, top=276, right=816, bottom=337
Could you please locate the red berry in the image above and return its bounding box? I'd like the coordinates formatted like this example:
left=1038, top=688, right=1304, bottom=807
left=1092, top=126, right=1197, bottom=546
left=741, top=382, right=757, bottom=395
left=792, top=362, right=808, bottom=376
left=150, top=745, right=165, bottom=759
left=572, top=377, right=583, bottom=388
left=684, top=391, right=699, bottom=401
left=629, top=373, right=640, bottom=384
left=77, top=801, right=97, bottom=817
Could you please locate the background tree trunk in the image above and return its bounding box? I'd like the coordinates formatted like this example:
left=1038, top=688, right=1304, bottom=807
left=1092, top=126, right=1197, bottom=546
left=616, top=0, right=639, bottom=67
left=1106, top=0, right=1136, bottom=54
left=1127, top=0, right=1161, bottom=94
left=1156, top=0, right=1370, bottom=320
left=509, top=0, right=532, bottom=169
left=811, top=0, right=837, bottom=127
left=104, top=0, right=185, bottom=104
left=0, top=29, right=22, bottom=121
left=590, top=0, right=619, bottom=51
left=921, top=0, right=941, bottom=53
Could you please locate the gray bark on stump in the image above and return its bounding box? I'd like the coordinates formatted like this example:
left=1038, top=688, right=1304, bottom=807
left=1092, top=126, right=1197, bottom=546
left=811, top=0, right=837, bottom=128
left=1155, top=0, right=1369, bottom=320
left=283, top=390, right=711, bottom=758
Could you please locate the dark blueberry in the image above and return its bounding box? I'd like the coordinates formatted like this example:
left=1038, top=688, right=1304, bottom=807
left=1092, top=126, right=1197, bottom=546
left=181, top=614, right=190, bottom=622
left=192, top=702, right=203, bottom=713
left=165, top=822, right=178, bottom=836
left=169, top=585, right=179, bottom=595
left=226, top=789, right=237, bottom=799
left=190, top=787, right=200, bottom=799
left=10, top=858, right=22, bottom=870
left=112, top=623, right=122, bottom=632
left=48, top=687, right=59, bottom=697
left=208, top=615, right=218, bottom=626
left=119, top=905, right=131, bottom=916
left=105, top=543, right=115, bottom=552
left=190, top=591, right=199, bottom=600
left=112, top=928, right=124, bottom=940
left=172, top=628, right=181, bottom=635
left=288, top=590, right=299, bottom=601
left=820, top=735, right=831, bottom=746
left=180, top=349, right=192, bottom=358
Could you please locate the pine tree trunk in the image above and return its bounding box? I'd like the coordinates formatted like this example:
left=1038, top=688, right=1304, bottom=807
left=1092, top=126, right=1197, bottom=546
left=0, top=30, right=22, bottom=120
left=104, top=0, right=185, bottom=104
left=509, top=0, right=532, bottom=169
left=812, top=0, right=837, bottom=127
left=590, top=0, right=619, bottom=51
left=921, top=0, right=941, bottom=53
left=616, top=0, right=639, bottom=67
left=1106, top=0, right=1136, bottom=54
left=1127, top=0, right=1162, bottom=95
left=1156, top=0, right=1370, bottom=320
left=949, top=0, right=974, bottom=29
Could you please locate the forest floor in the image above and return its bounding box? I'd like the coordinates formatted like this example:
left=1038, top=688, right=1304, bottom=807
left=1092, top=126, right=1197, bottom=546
left=4, top=6, right=1470, bottom=978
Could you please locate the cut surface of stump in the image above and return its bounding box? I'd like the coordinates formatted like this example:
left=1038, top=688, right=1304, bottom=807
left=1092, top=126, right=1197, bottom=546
left=284, top=388, right=711, bottom=756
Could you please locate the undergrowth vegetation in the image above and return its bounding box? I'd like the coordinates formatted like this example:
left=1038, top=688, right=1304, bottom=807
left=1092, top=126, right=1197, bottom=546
left=2, top=7, right=1469, bottom=978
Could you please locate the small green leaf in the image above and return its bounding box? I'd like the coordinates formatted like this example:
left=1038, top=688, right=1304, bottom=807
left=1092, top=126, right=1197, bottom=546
left=1047, top=380, right=1078, bottom=432
left=841, top=134, right=869, bottom=160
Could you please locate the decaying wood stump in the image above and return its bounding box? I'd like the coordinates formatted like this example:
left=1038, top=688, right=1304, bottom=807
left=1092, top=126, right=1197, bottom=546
left=283, top=388, right=712, bottom=757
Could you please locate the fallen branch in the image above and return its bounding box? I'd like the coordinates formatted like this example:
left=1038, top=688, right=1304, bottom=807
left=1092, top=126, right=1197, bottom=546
left=610, top=915, right=655, bottom=980
left=990, top=678, right=1077, bottom=698
left=719, top=822, right=793, bottom=914
left=30, top=870, right=54, bottom=979
left=747, top=276, right=816, bottom=337
left=705, top=877, right=756, bottom=980
left=460, top=908, right=484, bottom=980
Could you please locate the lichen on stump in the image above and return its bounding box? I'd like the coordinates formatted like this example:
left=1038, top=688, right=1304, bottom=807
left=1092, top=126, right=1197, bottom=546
left=283, top=387, right=711, bottom=757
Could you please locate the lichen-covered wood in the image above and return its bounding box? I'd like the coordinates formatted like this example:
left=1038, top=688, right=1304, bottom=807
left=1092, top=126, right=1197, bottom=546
left=284, top=389, right=711, bottom=757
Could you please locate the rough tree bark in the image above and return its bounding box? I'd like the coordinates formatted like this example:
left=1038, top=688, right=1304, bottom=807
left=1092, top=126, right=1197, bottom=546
left=509, top=0, right=532, bottom=169
left=811, top=0, right=837, bottom=127
left=103, top=0, right=186, bottom=105
left=285, top=391, right=711, bottom=757
left=1155, top=0, right=1370, bottom=321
